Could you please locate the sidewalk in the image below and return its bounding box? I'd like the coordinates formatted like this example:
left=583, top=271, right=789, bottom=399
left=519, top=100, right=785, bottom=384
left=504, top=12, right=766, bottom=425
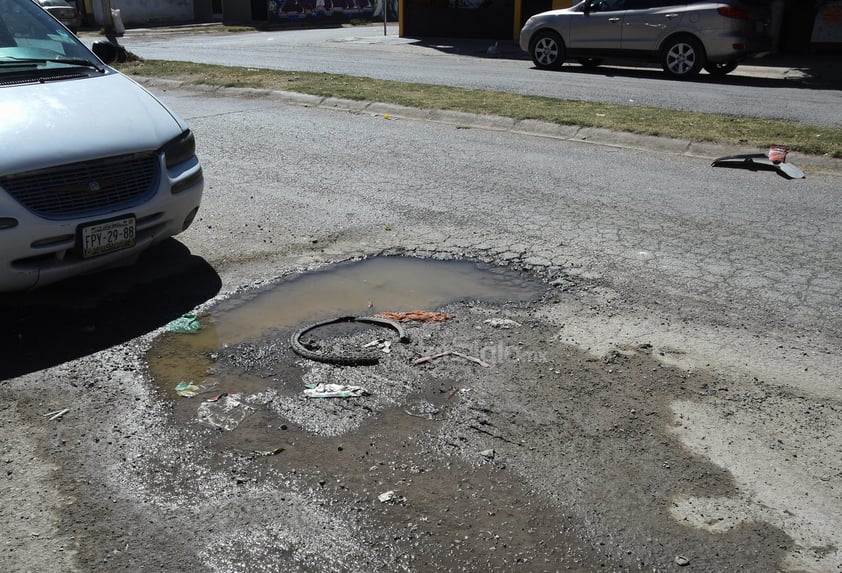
left=739, top=53, right=842, bottom=86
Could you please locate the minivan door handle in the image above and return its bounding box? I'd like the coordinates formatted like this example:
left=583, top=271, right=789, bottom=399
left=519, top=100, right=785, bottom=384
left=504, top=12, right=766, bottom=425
left=664, top=13, right=679, bottom=19
left=608, top=17, right=621, bottom=23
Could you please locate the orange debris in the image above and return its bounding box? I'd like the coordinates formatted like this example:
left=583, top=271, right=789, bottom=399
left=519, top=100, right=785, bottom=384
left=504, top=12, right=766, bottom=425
left=374, top=310, right=452, bottom=323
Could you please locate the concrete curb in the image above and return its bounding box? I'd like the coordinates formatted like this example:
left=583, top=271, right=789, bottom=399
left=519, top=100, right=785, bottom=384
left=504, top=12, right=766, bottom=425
left=135, top=77, right=842, bottom=175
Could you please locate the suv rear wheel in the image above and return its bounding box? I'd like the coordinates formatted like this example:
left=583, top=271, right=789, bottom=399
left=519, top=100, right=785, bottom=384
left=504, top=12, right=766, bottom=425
left=660, top=35, right=704, bottom=79
left=704, top=60, right=738, bottom=76
left=578, top=58, right=603, bottom=69
left=530, top=30, right=566, bottom=70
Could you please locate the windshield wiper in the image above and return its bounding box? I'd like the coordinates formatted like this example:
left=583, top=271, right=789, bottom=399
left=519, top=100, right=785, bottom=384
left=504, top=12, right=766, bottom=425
left=0, top=57, right=104, bottom=73
left=0, top=60, right=38, bottom=68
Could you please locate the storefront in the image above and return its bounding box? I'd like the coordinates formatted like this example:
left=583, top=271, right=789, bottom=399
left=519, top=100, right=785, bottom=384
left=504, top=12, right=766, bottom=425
left=398, top=0, right=571, bottom=39
left=397, top=0, right=842, bottom=53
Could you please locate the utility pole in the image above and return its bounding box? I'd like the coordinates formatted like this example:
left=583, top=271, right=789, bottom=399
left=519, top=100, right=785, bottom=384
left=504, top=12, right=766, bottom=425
left=100, top=0, right=115, bottom=39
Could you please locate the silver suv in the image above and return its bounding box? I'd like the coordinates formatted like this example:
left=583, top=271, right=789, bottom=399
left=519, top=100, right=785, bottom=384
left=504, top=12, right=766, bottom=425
left=520, top=0, right=774, bottom=78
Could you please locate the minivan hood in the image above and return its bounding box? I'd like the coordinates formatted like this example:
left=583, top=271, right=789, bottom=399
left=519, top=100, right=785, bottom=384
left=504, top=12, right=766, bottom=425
left=0, top=72, right=186, bottom=176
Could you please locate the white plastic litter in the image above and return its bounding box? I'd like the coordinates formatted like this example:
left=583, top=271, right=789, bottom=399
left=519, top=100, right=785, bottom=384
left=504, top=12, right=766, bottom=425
left=483, top=318, right=522, bottom=329
left=303, top=383, right=369, bottom=398
left=197, top=394, right=254, bottom=431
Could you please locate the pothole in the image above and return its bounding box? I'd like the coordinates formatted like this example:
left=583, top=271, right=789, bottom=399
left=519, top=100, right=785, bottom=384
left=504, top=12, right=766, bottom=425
left=136, top=256, right=793, bottom=571
left=145, top=256, right=545, bottom=426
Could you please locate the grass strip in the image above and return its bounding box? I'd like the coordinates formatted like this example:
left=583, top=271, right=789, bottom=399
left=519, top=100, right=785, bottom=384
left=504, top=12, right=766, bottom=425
left=119, top=59, right=841, bottom=158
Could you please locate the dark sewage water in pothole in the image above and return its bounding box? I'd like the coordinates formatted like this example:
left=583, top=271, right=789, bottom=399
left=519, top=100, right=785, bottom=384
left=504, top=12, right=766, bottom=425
left=146, top=256, right=546, bottom=402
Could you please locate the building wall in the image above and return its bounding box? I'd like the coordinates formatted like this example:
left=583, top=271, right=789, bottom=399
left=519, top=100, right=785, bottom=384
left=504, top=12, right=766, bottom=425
left=88, top=0, right=196, bottom=25
left=221, top=0, right=253, bottom=23
left=265, top=0, right=378, bottom=22
left=402, top=0, right=515, bottom=39
left=193, top=0, right=214, bottom=21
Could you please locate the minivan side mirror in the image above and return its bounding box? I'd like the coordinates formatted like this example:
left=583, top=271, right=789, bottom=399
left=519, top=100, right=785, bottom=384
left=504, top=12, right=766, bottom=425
left=92, top=40, right=118, bottom=64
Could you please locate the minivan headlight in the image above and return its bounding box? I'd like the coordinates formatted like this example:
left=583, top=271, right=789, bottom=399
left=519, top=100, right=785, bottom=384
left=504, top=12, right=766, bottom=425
left=161, top=130, right=196, bottom=168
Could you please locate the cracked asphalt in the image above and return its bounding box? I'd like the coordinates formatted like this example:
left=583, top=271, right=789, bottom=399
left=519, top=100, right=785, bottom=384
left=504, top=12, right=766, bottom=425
left=1, top=82, right=841, bottom=572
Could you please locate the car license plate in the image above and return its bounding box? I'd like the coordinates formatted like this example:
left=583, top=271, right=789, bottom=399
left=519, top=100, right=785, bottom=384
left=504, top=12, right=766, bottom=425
left=80, top=216, right=136, bottom=258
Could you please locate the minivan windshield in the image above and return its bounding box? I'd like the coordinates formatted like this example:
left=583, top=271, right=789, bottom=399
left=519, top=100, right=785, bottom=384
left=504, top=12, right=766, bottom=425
left=0, top=0, right=97, bottom=70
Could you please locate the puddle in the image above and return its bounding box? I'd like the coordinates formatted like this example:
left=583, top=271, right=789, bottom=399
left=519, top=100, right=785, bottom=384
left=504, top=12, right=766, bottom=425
left=206, top=256, right=544, bottom=344
left=146, top=256, right=545, bottom=397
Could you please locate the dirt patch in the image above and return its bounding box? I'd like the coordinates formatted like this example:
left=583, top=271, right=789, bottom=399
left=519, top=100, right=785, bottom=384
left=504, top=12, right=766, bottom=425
left=127, top=294, right=791, bottom=571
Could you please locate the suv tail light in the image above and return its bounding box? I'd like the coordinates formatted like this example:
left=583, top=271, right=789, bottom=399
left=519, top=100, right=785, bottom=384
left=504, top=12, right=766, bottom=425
left=718, top=6, right=750, bottom=19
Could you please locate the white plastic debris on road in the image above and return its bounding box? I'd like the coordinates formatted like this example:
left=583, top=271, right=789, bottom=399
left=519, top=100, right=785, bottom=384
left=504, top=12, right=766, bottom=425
left=197, top=394, right=255, bottom=431
left=303, top=383, right=369, bottom=398
left=363, top=339, right=392, bottom=353
left=483, top=318, right=522, bottom=329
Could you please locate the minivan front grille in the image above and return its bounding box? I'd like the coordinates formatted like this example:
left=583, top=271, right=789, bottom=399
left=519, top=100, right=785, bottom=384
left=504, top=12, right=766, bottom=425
left=0, top=152, right=158, bottom=219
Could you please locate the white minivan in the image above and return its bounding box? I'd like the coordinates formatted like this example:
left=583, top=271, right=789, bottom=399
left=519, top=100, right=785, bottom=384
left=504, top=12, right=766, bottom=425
left=0, top=0, right=203, bottom=292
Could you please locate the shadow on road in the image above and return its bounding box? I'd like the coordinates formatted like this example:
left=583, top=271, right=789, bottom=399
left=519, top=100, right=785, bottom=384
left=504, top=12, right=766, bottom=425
left=624, top=63, right=835, bottom=90
left=524, top=59, right=841, bottom=89
left=553, top=64, right=799, bottom=88
left=407, top=36, right=531, bottom=60
left=0, top=240, right=221, bottom=381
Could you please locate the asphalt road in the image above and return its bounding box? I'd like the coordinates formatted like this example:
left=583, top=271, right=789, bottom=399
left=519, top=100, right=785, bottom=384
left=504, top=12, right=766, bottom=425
left=109, top=24, right=842, bottom=128
left=165, top=84, right=842, bottom=384
left=2, top=84, right=841, bottom=572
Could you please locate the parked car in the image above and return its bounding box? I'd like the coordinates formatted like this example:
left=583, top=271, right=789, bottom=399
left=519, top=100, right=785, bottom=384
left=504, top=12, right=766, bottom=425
left=32, top=0, right=81, bottom=34
left=520, top=0, right=774, bottom=78
left=0, top=0, right=204, bottom=292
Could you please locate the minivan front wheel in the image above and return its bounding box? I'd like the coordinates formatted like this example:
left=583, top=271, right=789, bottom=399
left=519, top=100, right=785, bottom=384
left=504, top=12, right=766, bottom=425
left=530, top=30, right=566, bottom=70
left=661, top=35, right=704, bottom=78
